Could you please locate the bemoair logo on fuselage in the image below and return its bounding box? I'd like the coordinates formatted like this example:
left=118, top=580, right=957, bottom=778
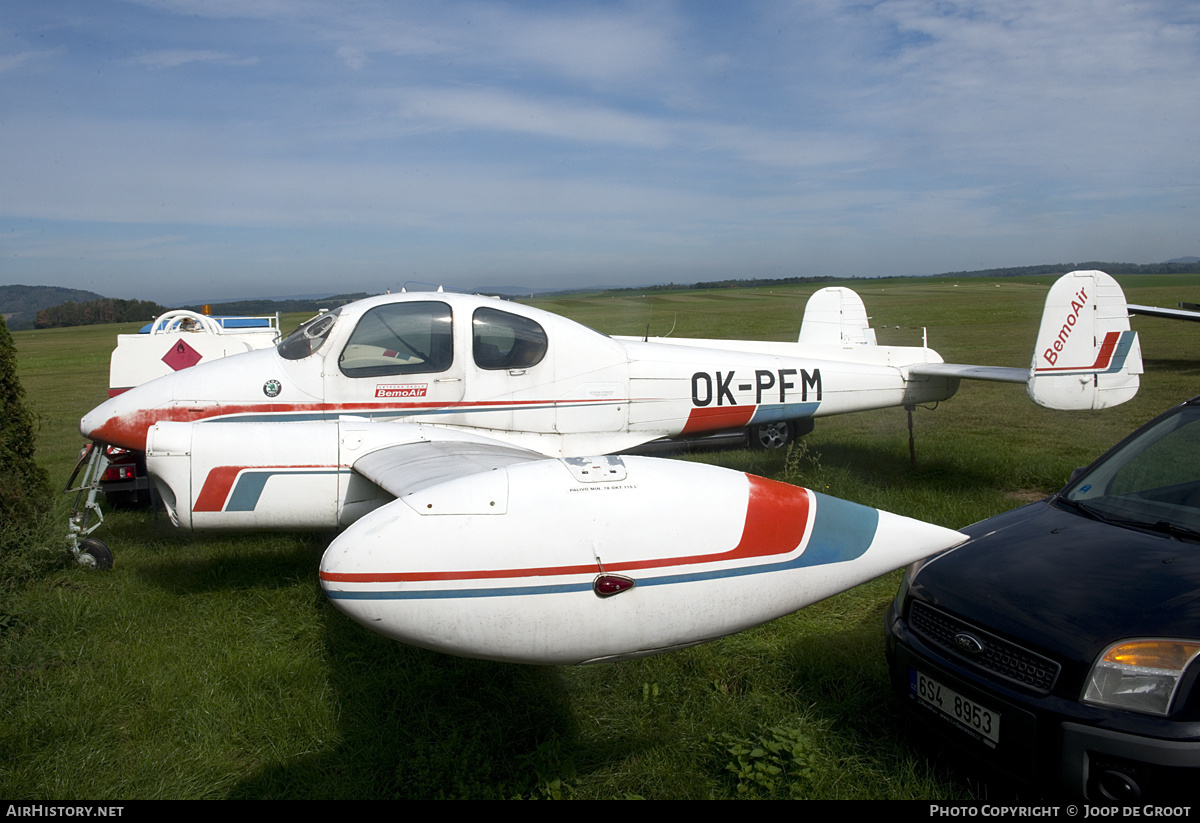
left=690, top=368, right=821, bottom=407
left=375, top=384, right=429, bottom=399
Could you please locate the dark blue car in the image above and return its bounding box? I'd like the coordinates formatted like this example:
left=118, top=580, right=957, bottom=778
left=887, top=397, right=1200, bottom=801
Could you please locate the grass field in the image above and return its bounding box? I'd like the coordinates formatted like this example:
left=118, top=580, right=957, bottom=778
left=3, top=273, right=1199, bottom=799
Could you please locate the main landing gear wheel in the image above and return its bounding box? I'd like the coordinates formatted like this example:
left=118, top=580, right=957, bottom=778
left=77, top=537, right=113, bottom=571
left=749, top=421, right=795, bottom=450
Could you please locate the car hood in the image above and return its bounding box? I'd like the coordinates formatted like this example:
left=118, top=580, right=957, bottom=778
left=910, top=499, right=1200, bottom=668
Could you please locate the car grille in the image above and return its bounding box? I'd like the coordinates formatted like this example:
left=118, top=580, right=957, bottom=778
left=909, top=601, right=1060, bottom=693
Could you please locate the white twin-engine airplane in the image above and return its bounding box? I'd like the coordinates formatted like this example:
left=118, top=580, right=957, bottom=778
left=79, top=270, right=1140, bottom=664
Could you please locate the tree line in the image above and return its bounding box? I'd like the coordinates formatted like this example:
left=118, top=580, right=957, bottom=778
left=34, top=298, right=167, bottom=329
left=613, top=261, right=1200, bottom=294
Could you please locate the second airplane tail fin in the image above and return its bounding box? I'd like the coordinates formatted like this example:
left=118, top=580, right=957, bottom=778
left=1026, top=270, right=1142, bottom=410
left=798, top=287, right=877, bottom=347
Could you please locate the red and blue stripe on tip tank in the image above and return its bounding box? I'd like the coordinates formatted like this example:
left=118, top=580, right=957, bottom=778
left=319, top=475, right=877, bottom=601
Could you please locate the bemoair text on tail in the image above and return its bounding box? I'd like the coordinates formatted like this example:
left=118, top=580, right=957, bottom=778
left=1027, top=270, right=1141, bottom=410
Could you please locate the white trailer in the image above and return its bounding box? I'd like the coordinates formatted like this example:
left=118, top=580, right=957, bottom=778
left=108, top=309, right=280, bottom=396
left=66, top=309, right=283, bottom=567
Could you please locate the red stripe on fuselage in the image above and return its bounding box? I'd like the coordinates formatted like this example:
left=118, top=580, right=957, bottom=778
left=680, top=405, right=756, bottom=435
left=319, top=474, right=811, bottom=584
left=193, top=466, right=245, bottom=512
left=86, top=397, right=631, bottom=451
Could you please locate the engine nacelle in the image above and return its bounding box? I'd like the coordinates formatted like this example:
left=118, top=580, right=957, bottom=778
left=146, top=420, right=389, bottom=530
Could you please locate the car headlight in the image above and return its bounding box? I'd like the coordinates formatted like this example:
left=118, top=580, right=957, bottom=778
left=1082, top=639, right=1200, bottom=716
left=896, top=558, right=930, bottom=602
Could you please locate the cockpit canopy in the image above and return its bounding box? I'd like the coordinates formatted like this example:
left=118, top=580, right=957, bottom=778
left=276, top=299, right=550, bottom=376
left=472, top=306, right=547, bottom=370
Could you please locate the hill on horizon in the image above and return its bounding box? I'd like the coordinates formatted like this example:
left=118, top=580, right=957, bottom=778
left=0, top=285, right=106, bottom=330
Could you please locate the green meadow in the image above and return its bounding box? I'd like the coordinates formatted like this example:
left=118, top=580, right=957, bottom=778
left=3, top=274, right=1199, bottom=799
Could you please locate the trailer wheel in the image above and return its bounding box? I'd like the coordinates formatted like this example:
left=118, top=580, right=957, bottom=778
left=749, top=421, right=794, bottom=450
left=77, top=537, right=114, bottom=571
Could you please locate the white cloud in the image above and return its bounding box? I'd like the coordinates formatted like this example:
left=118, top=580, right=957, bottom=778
left=850, top=0, right=1200, bottom=180
left=386, top=87, right=674, bottom=148
left=0, top=49, right=62, bottom=72
left=475, top=5, right=680, bottom=86
left=132, top=50, right=258, bottom=68
left=126, top=0, right=683, bottom=89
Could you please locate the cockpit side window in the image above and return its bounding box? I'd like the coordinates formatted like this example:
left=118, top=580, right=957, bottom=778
left=277, top=309, right=341, bottom=360
left=339, top=302, right=453, bottom=377
left=472, top=307, right=547, bottom=370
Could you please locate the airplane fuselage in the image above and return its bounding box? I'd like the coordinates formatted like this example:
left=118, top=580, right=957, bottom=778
left=82, top=291, right=957, bottom=459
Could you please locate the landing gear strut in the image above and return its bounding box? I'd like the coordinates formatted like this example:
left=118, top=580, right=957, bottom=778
left=64, top=443, right=114, bottom=570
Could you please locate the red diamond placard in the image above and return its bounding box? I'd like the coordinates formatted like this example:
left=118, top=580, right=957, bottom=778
left=162, top=339, right=203, bottom=371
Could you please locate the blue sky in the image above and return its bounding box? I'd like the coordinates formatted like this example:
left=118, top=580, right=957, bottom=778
left=2, top=1, right=1198, bottom=304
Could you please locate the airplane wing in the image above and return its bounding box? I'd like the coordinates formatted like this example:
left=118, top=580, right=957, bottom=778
left=352, top=439, right=545, bottom=499
left=1128, top=304, right=1200, bottom=323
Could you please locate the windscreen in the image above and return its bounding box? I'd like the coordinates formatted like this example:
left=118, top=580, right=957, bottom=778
left=277, top=309, right=340, bottom=360
left=1064, top=403, right=1200, bottom=534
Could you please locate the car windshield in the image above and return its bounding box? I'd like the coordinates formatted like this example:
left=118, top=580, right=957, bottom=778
left=277, top=309, right=341, bottom=360
left=1063, top=402, right=1200, bottom=535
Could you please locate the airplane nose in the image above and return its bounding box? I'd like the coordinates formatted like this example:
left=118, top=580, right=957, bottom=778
left=79, top=390, right=153, bottom=450
left=79, top=403, right=107, bottom=440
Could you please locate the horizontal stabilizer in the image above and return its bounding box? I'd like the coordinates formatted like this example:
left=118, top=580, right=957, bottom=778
left=1128, top=304, right=1200, bottom=323
left=1027, top=271, right=1142, bottom=410
left=907, top=363, right=1027, bottom=384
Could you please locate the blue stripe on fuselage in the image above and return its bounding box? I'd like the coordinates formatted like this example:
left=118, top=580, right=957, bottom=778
left=748, top=402, right=820, bottom=425
left=226, top=469, right=344, bottom=511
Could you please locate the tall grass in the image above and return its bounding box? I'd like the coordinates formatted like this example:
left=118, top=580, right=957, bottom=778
left=3, top=275, right=1199, bottom=799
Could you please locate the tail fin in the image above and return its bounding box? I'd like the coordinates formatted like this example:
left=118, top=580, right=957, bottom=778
left=1027, top=271, right=1142, bottom=410
left=798, top=287, right=877, bottom=347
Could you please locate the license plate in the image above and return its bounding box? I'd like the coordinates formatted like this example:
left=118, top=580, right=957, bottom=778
left=910, top=668, right=1001, bottom=746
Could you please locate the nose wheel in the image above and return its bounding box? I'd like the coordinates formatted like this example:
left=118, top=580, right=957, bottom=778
left=76, top=537, right=113, bottom=570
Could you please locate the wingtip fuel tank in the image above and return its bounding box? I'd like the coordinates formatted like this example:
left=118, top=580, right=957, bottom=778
left=319, top=455, right=965, bottom=664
